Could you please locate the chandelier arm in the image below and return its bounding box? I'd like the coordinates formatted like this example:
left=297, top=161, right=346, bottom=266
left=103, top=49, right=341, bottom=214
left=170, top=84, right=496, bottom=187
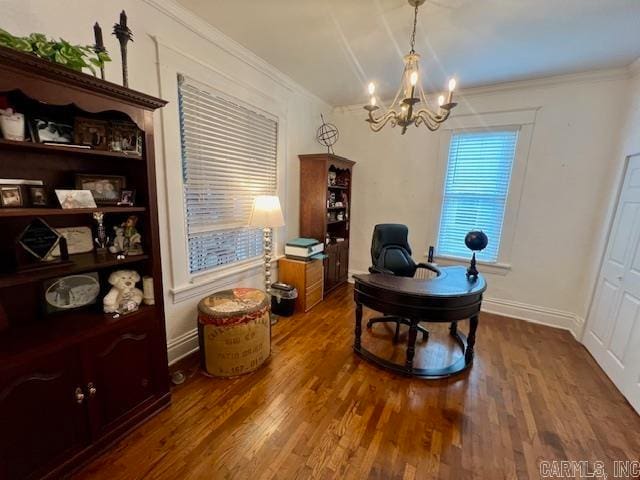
left=367, top=109, right=399, bottom=131
left=414, top=110, right=441, bottom=131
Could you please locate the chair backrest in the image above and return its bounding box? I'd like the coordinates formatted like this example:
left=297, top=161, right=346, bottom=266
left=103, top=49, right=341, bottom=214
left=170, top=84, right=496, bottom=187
left=370, top=224, right=417, bottom=278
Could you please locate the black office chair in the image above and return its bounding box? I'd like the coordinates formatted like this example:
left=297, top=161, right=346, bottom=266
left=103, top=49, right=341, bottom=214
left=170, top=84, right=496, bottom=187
left=368, top=224, right=441, bottom=342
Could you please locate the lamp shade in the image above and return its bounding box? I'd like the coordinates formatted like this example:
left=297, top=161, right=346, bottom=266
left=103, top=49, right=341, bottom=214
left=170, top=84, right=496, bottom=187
left=248, top=195, right=285, bottom=228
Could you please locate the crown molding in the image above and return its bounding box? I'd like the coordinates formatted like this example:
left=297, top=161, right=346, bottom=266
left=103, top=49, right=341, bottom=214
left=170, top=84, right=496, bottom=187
left=334, top=66, right=632, bottom=113
left=141, top=0, right=329, bottom=108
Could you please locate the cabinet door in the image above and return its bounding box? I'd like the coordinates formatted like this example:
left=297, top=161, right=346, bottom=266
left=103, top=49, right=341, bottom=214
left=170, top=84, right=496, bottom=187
left=336, top=242, right=348, bottom=283
left=84, top=311, right=161, bottom=437
left=324, top=244, right=338, bottom=292
left=0, top=350, right=88, bottom=480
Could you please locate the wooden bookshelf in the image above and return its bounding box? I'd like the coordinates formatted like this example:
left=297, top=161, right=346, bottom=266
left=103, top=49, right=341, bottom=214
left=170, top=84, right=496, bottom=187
left=0, top=46, right=170, bottom=480
left=299, top=153, right=355, bottom=294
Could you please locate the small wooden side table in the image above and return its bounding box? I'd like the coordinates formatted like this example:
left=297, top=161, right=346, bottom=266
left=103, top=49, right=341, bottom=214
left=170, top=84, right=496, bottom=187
left=278, top=257, right=324, bottom=313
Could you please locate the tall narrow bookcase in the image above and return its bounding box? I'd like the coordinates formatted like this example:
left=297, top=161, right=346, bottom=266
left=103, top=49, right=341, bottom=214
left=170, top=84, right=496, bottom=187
left=299, top=153, right=355, bottom=294
left=0, top=47, right=169, bottom=479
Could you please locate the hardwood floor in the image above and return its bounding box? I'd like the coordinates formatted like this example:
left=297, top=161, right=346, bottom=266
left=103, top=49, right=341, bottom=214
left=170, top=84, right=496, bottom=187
left=74, top=284, right=640, bottom=480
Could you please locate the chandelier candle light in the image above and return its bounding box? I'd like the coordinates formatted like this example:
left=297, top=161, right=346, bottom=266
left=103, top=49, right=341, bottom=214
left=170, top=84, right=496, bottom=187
left=364, top=0, right=458, bottom=134
left=248, top=195, right=285, bottom=296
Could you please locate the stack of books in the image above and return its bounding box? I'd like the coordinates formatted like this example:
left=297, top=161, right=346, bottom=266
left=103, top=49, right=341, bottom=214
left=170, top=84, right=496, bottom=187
left=285, top=237, right=325, bottom=261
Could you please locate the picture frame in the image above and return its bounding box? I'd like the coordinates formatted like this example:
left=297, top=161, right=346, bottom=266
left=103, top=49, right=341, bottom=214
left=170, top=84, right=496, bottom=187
left=43, top=272, right=100, bottom=314
left=1, top=186, right=23, bottom=207
left=55, top=189, right=97, bottom=209
left=29, top=186, right=48, bottom=207
left=18, top=217, right=61, bottom=260
left=117, top=189, right=136, bottom=206
left=29, top=117, right=73, bottom=144
left=51, top=226, right=94, bottom=257
left=109, top=121, right=142, bottom=155
left=73, top=117, right=109, bottom=150
left=74, top=174, right=126, bottom=205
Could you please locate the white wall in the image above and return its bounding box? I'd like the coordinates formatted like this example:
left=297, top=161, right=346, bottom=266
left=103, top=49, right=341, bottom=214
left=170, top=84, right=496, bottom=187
left=3, top=0, right=331, bottom=362
left=333, top=70, right=632, bottom=336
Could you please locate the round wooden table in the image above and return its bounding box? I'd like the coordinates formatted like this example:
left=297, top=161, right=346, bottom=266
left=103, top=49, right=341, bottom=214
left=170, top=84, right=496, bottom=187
left=353, top=266, right=486, bottom=379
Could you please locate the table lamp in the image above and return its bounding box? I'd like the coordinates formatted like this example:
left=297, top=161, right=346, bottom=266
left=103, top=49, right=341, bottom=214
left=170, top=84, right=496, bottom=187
left=248, top=195, right=285, bottom=295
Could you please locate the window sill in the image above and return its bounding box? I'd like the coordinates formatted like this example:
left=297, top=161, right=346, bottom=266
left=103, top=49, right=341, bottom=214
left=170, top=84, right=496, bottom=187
left=170, top=255, right=282, bottom=304
left=429, top=254, right=511, bottom=276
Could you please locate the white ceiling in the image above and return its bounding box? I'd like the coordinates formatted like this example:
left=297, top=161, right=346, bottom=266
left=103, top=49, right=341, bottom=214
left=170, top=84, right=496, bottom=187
left=176, top=0, right=640, bottom=106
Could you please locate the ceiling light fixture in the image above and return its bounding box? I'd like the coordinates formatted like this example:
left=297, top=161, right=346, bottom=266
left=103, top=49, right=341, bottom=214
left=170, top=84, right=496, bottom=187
left=364, top=0, right=458, bottom=134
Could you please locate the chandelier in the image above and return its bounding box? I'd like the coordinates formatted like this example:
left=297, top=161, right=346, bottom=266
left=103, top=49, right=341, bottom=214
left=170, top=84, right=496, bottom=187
left=364, top=0, right=458, bottom=134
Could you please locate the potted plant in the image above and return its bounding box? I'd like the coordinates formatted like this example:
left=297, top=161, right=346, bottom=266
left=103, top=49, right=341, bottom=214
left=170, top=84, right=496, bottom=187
left=0, top=29, right=110, bottom=76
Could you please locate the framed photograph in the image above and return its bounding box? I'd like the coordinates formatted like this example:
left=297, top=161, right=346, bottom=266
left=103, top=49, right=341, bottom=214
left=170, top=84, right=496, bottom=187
left=118, top=189, right=136, bottom=206
left=55, top=189, right=97, bottom=209
left=29, top=118, right=73, bottom=144
left=74, top=174, right=126, bottom=205
left=74, top=117, right=108, bottom=150
left=29, top=186, right=48, bottom=207
left=1, top=186, right=23, bottom=207
left=110, top=121, right=142, bottom=155
left=43, top=272, right=100, bottom=314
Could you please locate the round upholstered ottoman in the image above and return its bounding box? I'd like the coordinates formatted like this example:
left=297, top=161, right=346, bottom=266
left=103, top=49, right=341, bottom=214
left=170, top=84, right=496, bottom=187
left=197, top=288, right=271, bottom=377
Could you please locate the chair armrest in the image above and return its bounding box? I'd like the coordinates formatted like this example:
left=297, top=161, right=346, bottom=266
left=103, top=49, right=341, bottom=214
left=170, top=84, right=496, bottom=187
left=369, top=265, right=395, bottom=275
left=416, top=262, right=442, bottom=277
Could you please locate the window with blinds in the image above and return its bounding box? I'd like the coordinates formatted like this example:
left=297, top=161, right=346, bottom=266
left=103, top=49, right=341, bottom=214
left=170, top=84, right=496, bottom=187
left=437, top=129, right=518, bottom=262
left=178, top=75, right=278, bottom=274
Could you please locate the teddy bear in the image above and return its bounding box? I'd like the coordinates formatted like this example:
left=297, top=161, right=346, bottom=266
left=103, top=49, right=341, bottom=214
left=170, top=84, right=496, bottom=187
left=103, top=270, right=144, bottom=314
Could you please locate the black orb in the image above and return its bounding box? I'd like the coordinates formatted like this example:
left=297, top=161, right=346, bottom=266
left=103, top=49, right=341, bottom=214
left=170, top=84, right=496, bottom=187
left=465, top=231, right=488, bottom=252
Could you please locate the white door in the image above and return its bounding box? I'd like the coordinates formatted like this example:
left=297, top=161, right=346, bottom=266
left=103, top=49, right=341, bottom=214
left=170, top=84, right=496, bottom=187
left=584, top=154, right=640, bottom=414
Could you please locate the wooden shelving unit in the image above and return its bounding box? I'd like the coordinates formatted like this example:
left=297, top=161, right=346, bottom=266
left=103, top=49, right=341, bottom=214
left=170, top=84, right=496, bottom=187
left=0, top=138, right=143, bottom=160
left=299, top=153, right=355, bottom=294
left=0, top=206, right=146, bottom=218
left=0, top=46, right=170, bottom=480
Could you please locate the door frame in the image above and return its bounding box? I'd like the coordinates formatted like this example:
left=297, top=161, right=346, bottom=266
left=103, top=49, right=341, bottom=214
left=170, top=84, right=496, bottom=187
left=582, top=153, right=640, bottom=342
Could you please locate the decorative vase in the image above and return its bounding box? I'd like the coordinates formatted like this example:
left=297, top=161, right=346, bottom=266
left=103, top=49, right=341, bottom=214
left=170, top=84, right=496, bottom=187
left=0, top=110, right=25, bottom=141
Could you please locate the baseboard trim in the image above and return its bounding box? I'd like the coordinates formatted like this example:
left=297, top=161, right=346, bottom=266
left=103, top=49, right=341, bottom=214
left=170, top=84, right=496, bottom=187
left=167, top=328, right=199, bottom=365
left=347, top=269, right=583, bottom=339
left=482, top=297, right=583, bottom=339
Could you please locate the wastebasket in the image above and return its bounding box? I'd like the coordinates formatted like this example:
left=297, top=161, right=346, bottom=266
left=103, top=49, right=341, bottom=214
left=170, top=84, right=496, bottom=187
left=270, top=282, right=298, bottom=317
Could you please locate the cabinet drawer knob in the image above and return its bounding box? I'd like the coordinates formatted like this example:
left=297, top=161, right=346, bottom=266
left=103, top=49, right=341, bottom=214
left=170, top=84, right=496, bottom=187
left=74, top=387, right=85, bottom=404
left=87, top=382, right=97, bottom=397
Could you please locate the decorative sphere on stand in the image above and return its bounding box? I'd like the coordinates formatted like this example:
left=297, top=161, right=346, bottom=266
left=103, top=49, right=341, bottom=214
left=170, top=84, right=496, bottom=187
left=464, top=230, right=488, bottom=280
left=465, top=231, right=488, bottom=252
left=316, top=114, right=339, bottom=154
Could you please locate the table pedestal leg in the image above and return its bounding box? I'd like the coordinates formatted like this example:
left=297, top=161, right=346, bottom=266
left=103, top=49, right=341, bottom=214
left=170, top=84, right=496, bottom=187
left=465, top=314, right=478, bottom=363
left=449, top=321, right=457, bottom=337
left=354, top=303, right=363, bottom=351
left=405, top=320, right=418, bottom=371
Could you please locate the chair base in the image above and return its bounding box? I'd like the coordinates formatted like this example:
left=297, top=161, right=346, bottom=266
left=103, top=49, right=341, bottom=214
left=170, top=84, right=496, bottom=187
left=367, top=315, right=429, bottom=343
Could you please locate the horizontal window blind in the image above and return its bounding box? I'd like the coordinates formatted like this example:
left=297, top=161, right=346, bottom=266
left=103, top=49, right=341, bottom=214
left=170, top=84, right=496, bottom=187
left=437, top=129, right=518, bottom=262
left=178, top=75, right=278, bottom=274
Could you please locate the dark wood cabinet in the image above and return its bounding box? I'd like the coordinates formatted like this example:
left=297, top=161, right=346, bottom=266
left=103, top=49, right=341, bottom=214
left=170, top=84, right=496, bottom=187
left=299, top=154, right=355, bottom=294
left=84, top=311, right=159, bottom=438
left=0, top=350, right=88, bottom=480
left=0, top=47, right=170, bottom=479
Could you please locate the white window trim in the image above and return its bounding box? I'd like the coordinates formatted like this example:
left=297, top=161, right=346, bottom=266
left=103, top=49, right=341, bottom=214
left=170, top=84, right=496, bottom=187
left=428, top=108, right=538, bottom=270
left=153, top=37, right=288, bottom=303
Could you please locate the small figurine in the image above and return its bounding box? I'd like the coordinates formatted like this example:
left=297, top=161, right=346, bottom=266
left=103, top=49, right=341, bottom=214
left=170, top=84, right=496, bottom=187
left=109, top=225, right=126, bottom=255
left=103, top=269, right=143, bottom=314
left=93, top=212, right=109, bottom=254
left=123, top=215, right=143, bottom=255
